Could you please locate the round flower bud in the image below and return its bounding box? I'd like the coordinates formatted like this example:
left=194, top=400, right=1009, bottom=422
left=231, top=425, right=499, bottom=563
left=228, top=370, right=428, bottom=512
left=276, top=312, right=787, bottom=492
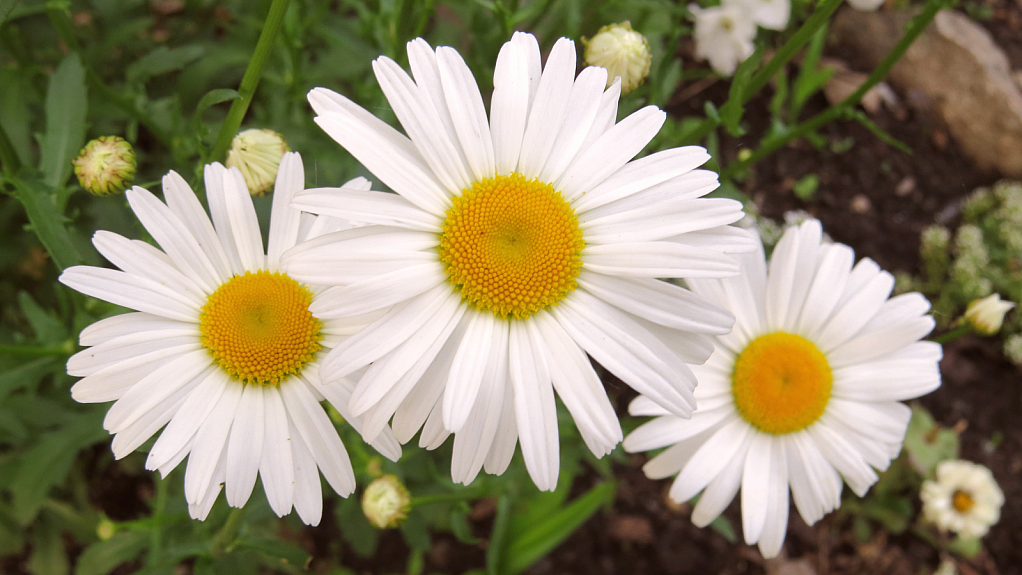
left=72, top=136, right=137, bottom=196
left=921, top=460, right=1004, bottom=539
left=963, top=293, right=1015, bottom=336
left=584, top=22, right=652, bottom=94
left=225, top=129, right=289, bottom=196
left=362, top=475, right=411, bottom=529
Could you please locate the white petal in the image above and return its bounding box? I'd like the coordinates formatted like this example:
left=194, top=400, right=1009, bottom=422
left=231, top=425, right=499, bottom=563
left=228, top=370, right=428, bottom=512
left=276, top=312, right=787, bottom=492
left=188, top=440, right=227, bottom=520
left=419, top=397, right=451, bottom=450
left=756, top=443, right=790, bottom=558
left=310, top=263, right=446, bottom=318
left=764, top=220, right=822, bottom=331
left=373, top=56, right=472, bottom=192
left=60, top=266, right=199, bottom=323
left=92, top=231, right=206, bottom=306
left=125, top=187, right=222, bottom=293
left=623, top=408, right=731, bottom=452
left=582, top=241, right=739, bottom=278
left=308, top=87, right=450, bottom=216
left=292, top=187, right=440, bottom=232
left=508, top=319, right=559, bottom=491
left=184, top=381, right=243, bottom=504
left=537, top=66, right=606, bottom=184
left=146, top=369, right=229, bottom=471
left=161, top=171, right=232, bottom=282
left=483, top=377, right=518, bottom=475
left=490, top=37, right=532, bottom=174
left=555, top=106, right=665, bottom=200
left=259, top=386, right=295, bottom=517
left=536, top=312, right=622, bottom=456
left=110, top=375, right=197, bottom=459
left=71, top=353, right=178, bottom=403
left=221, top=167, right=265, bottom=272
left=670, top=417, right=752, bottom=503
left=444, top=310, right=497, bottom=432
left=690, top=445, right=745, bottom=526
left=627, top=395, right=672, bottom=417
left=225, top=383, right=264, bottom=507
left=437, top=46, right=496, bottom=181
left=289, top=416, right=323, bottom=525
left=572, top=153, right=714, bottom=214
left=103, top=350, right=211, bottom=433
left=807, top=423, right=877, bottom=496
left=266, top=152, right=305, bottom=269
left=793, top=243, right=854, bottom=336
left=582, top=198, right=744, bottom=245
left=280, top=379, right=355, bottom=497
left=451, top=321, right=509, bottom=485
left=517, top=37, right=577, bottom=178
left=815, top=271, right=896, bottom=353
left=78, top=312, right=187, bottom=347
left=68, top=331, right=198, bottom=376
left=827, top=314, right=934, bottom=368
left=554, top=291, right=697, bottom=416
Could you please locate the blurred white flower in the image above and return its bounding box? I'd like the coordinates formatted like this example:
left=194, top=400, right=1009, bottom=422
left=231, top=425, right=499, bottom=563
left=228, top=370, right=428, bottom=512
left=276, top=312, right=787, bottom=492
left=963, top=293, right=1015, bottom=336
left=690, top=4, right=757, bottom=76
left=847, top=0, right=885, bottom=11
left=921, top=459, right=1004, bottom=539
left=362, top=474, right=411, bottom=529
left=733, top=0, right=791, bottom=30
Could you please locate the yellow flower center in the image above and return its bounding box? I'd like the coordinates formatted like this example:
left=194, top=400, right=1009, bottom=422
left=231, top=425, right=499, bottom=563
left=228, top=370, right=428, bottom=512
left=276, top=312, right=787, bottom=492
left=952, top=489, right=975, bottom=513
left=199, top=270, right=322, bottom=385
left=438, top=173, right=584, bottom=319
left=731, top=332, right=832, bottom=434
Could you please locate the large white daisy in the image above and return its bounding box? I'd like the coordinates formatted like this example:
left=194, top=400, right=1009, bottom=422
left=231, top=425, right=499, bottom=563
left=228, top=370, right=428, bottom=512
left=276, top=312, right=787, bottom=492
left=59, top=153, right=401, bottom=525
left=282, top=32, right=755, bottom=490
left=623, top=219, right=942, bottom=557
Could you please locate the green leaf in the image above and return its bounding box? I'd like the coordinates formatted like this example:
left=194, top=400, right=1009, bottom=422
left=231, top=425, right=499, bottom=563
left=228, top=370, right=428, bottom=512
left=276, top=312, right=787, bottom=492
left=12, top=177, right=85, bottom=271
left=502, top=481, right=616, bottom=575
left=485, top=496, right=511, bottom=575
left=11, top=409, right=108, bottom=524
left=126, top=45, right=205, bottom=85
left=793, top=174, right=820, bottom=200
left=0, top=501, right=25, bottom=555
left=19, top=292, right=68, bottom=344
left=233, top=535, right=311, bottom=570
left=719, top=49, right=763, bottom=137
left=0, top=357, right=57, bottom=398
left=903, top=405, right=959, bottom=477
left=193, top=89, right=240, bottom=119
left=40, top=53, right=87, bottom=190
left=0, top=0, right=22, bottom=26
left=28, top=516, right=69, bottom=575
left=948, top=536, right=982, bottom=559
left=75, top=531, right=149, bottom=575
left=708, top=515, right=737, bottom=543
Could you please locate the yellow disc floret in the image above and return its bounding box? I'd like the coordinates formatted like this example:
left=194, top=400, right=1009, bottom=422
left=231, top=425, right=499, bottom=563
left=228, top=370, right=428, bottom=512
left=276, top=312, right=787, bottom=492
left=731, top=332, right=832, bottom=435
left=438, top=173, right=585, bottom=319
left=952, top=489, right=976, bottom=513
left=199, top=270, right=322, bottom=385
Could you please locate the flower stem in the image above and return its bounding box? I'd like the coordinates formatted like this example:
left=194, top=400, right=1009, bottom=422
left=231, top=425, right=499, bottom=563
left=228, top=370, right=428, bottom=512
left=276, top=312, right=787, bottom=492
left=411, top=490, right=487, bottom=508
left=0, top=122, right=20, bottom=176
left=211, top=507, right=246, bottom=556
left=208, top=0, right=293, bottom=163
left=932, top=324, right=973, bottom=344
left=721, top=0, right=955, bottom=179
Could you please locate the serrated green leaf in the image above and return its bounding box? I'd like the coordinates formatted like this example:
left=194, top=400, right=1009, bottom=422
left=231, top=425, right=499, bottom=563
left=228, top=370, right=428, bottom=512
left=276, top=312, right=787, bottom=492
left=126, top=46, right=205, bottom=84
left=903, top=405, right=959, bottom=477
left=75, top=530, right=149, bottom=575
left=40, top=53, right=87, bottom=189
left=0, top=357, right=57, bottom=398
left=12, top=177, right=85, bottom=271
left=19, top=292, right=68, bottom=344
left=503, top=481, right=616, bottom=575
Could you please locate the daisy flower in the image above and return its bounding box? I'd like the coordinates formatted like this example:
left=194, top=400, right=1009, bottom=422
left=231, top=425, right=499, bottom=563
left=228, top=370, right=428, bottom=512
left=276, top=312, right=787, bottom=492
left=59, top=153, right=401, bottom=525
left=283, top=32, right=755, bottom=491
left=921, top=459, right=1004, bottom=539
left=624, top=219, right=942, bottom=557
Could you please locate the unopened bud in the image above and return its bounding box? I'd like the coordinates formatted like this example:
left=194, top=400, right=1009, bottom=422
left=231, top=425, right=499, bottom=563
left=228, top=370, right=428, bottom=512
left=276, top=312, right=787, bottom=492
left=362, top=474, right=410, bottom=529
left=96, top=516, right=116, bottom=540
left=225, top=129, right=289, bottom=196
left=73, top=136, right=136, bottom=196
left=584, top=22, right=652, bottom=94
left=963, top=294, right=1015, bottom=336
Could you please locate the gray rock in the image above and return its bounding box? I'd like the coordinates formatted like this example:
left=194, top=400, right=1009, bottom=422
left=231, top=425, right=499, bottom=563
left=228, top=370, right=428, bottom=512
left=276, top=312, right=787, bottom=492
left=833, top=8, right=1022, bottom=176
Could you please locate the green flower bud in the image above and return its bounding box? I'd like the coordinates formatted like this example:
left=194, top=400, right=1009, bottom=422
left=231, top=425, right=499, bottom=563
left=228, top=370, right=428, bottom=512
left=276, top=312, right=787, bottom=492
left=72, top=136, right=137, bottom=196
left=584, top=22, right=652, bottom=94
left=362, top=475, right=410, bottom=529
left=225, top=129, right=289, bottom=196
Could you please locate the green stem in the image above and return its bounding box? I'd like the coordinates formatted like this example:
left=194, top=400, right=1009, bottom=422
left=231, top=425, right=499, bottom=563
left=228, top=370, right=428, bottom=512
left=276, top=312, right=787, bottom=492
left=411, top=490, right=486, bottom=508
left=721, top=0, right=953, bottom=179
left=0, top=121, right=20, bottom=176
left=679, top=0, right=844, bottom=145
left=211, top=507, right=246, bottom=556
left=0, top=343, right=70, bottom=356
left=46, top=3, right=81, bottom=52
left=931, top=324, right=973, bottom=344
left=208, top=0, right=293, bottom=163
left=147, top=478, right=169, bottom=566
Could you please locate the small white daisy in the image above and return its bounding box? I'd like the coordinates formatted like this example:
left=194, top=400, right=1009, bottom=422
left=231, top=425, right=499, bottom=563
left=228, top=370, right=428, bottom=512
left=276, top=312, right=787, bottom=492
left=689, top=3, right=757, bottom=76
left=624, top=219, right=942, bottom=557
left=59, top=153, right=401, bottom=525
left=730, top=0, right=791, bottom=31
left=283, top=32, right=755, bottom=491
left=921, top=459, right=1004, bottom=539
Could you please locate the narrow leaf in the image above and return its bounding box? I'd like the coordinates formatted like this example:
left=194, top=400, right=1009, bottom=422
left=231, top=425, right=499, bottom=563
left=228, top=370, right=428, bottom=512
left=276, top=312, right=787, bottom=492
left=75, top=531, right=149, bottom=575
left=126, top=46, right=205, bottom=85
left=12, top=177, right=85, bottom=271
left=40, top=53, right=87, bottom=189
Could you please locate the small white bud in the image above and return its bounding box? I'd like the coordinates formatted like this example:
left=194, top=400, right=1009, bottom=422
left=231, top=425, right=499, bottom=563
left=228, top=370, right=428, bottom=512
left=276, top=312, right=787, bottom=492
left=362, top=474, right=410, bottom=529
left=584, top=22, right=652, bottom=94
left=963, top=293, right=1015, bottom=336
left=73, top=136, right=137, bottom=196
left=225, top=129, right=289, bottom=196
